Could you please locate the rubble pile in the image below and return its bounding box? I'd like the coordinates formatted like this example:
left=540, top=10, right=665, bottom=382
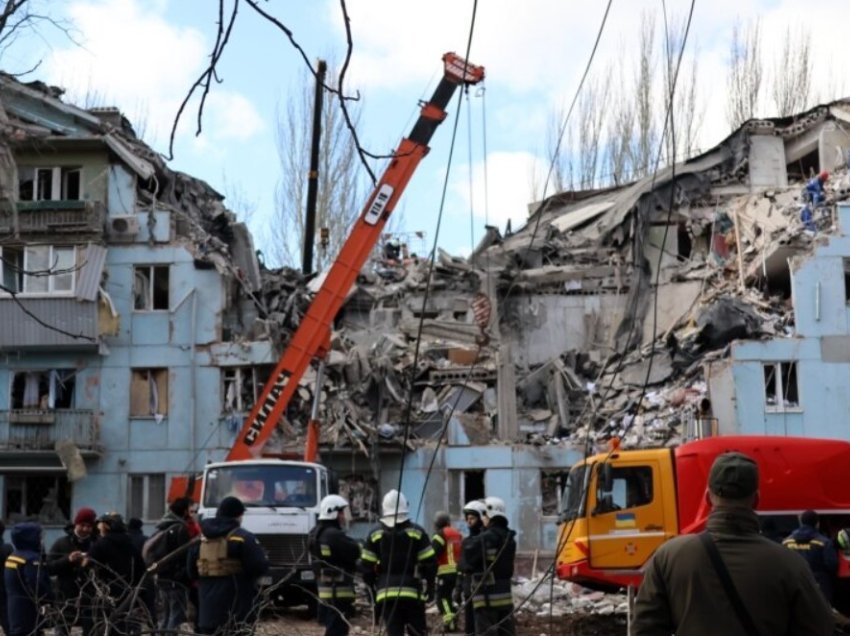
left=512, top=576, right=627, bottom=617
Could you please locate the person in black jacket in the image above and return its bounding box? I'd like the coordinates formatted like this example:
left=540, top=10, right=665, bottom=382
left=359, top=490, right=436, bottom=636
left=127, top=518, right=147, bottom=554
left=309, top=495, right=360, bottom=636
left=186, top=496, right=270, bottom=635
left=783, top=509, right=839, bottom=603
left=86, top=513, right=151, bottom=636
left=0, top=520, right=14, bottom=636
left=4, top=522, right=52, bottom=636
left=46, top=507, right=97, bottom=636
left=150, top=497, right=194, bottom=634
left=464, top=497, right=516, bottom=636
left=458, top=501, right=486, bottom=636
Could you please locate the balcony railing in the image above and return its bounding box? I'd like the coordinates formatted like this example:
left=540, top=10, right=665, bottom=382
left=0, top=200, right=106, bottom=236
left=0, top=409, right=102, bottom=454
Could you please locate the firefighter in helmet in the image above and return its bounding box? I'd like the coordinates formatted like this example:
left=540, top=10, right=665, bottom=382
left=309, top=494, right=360, bottom=636
left=359, top=490, right=436, bottom=636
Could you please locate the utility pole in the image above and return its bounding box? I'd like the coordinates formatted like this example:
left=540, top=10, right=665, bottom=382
left=302, top=59, right=327, bottom=275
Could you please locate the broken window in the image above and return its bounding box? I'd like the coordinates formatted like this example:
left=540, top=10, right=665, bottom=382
left=133, top=265, right=169, bottom=310
left=4, top=475, right=71, bottom=525
left=0, top=246, right=23, bottom=293
left=18, top=166, right=83, bottom=201
left=542, top=470, right=568, bottom=516
left=447, top=469, right=486, bottom=517
left=596, top=466, right=654, bottom=513
left=763, top=362, right=800, bottom=411
left=128, top=473, right=166, bottom=521
left=11, top=370, right=76, bottom=409
left=222, top=366, right=273, bottom=413
left=338, top=475, right=379, bottom=521
left=130, top=368, right=169, bottom=417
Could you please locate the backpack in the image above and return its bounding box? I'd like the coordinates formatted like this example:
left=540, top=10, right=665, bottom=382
left=142, top=521, right=184, bottom=568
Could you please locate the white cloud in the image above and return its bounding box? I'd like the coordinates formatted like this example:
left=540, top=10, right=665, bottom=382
left=41, top=0, right=263, bottom=149
left=452, top=151, right=545, bottom=232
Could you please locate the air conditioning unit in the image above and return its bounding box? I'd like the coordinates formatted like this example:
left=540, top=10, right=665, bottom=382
left=107, top=215, right=140, bottom=240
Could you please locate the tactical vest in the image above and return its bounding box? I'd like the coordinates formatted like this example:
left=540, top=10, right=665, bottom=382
left=196, top=531, right=243, bottom=577
left=436, top=527, right=462, bottom=576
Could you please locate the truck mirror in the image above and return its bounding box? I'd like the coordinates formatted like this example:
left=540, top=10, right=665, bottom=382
left=599, top=463, right=613, bottom=493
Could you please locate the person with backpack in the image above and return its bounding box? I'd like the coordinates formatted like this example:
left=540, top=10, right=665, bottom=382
left=146, top=497, right=194, bottom=635
left=127, top=518, right=148, bottom=554
left=4, top=522, right=52, bottom=636
left=186, top=496, right=269, bottom=635
left=45, top=507, right=98, bottom=636
left=308, top=495, right=360, bottom=636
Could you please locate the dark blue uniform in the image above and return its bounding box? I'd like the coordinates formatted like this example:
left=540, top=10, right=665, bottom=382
left=187, top=517, right=270, bottom=635
left=4, top=523, right=52, bottom=636
left=783, top=524, right=838, bottom=603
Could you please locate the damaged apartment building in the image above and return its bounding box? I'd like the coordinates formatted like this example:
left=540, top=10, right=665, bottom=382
left=0, top=74, right=287, bottom=541
left=4, top=66, right=850, bottom=555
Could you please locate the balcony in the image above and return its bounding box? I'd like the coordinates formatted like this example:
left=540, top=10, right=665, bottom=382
left=0, top=200, right=105, bottom=237
left=0, top=409, right=102, bottom=456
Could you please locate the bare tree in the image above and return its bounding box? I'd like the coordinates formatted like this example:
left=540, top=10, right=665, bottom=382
left=577, top=75, right=609, bottom=189
left=0, top=0, right=79, bottom=73
left=726, top=18, right=763, bottom=129
left=770, top=26, right=812, bottom=117
left=605, top=67, right=635, bottom=186
left=632, top=11, right=657, bottom=178
left=270, top=64, right=363, bottom=270
left=663, top=18, right=703, bottom=163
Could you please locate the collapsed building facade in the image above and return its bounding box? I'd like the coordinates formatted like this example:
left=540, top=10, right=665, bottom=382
left=2, top=69, right=850, bottom=554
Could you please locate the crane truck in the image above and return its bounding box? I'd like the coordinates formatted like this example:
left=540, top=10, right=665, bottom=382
left=177, top=52, right=485, bottom=606
left=555, top=435, right=850, bottom=611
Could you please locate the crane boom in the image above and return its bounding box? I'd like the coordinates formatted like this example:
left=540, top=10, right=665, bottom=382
left=227, top=52, right=485, bottom=462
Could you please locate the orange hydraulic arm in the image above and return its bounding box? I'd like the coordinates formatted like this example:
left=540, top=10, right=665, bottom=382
left=228, top=52, right=485, bottom=462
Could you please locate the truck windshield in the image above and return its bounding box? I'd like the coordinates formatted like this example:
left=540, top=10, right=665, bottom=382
left=203, top=465, right=318, bottom=508
left=560, top=464, right=589, bottom=522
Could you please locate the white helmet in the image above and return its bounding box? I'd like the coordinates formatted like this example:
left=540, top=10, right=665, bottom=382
left=381, top=490, right=410, bottom=527
left=318, top=494, right=349, bottom=521
left=463, top=500, right=487, bottom=517
left=484, top=496, right=507, bottom=521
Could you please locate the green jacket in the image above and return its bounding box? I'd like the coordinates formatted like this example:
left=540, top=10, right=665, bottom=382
left=634, top=506, right=833, bottom=636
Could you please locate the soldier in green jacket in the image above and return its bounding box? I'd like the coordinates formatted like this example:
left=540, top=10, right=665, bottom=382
left=634, top=452, right=834, bottom=636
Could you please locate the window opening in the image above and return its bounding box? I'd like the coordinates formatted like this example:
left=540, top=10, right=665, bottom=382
left=18, top=166, right=83, bottom=201
left=542, top=470, right=567, bottom=516
left=11, top=369, right=76, bottom=409
left=464, top=470, right=485, bottom=502
left=0, top=247, right=23, bottom=293
left=128, top=474, right=166, bottom=521
left=595, top=465, right=654, bottom=512
left=4, top=475, right=71, bottom=525
left=763, top=361, right=800, bottom=411
left=130, top=368, right=169, bottom=417
left=134, top=266, right=169, bottom=310
left=222, top=366, right=273, bottom=413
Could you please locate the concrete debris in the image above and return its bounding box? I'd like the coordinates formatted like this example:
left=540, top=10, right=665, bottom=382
left=512, top=575, right=626, bottom=617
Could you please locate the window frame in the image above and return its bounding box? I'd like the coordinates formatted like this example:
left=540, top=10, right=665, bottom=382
left=18, top=166, right=84, bottom=202
left=129, top=368, right=169, bottom=417
left=0, top=245, right=76, bottom=296
left=133, top=265, right=170, bottom=311
left=128, top=473, right=166, bottom=522
left=763, top=361, right=802, bottom=413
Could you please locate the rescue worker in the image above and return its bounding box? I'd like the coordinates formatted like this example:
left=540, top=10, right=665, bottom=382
left=86, top=512, right=150, bottom=636
left=431, top=511, right=461, bottom=632
left=4, top=522, right=52, bottom=636
left=804, top=170, right=830, bottom=207
left=308, top=494, right=360, bottom=636
left=457, top=500, right=487, bottom=636
left=634, top=452, right=834, bottom=635
left=0, top=520, right=13, bottom=636
left=783, top=509, right=838, bottom=603
left=151, top=497, right=195, bottom=635
left=187, top=496, right=270, bottom=635
left=463, top=497, right=516, bottom=636
left=46, top=507, right=98, bottom=636
left=359, top=489, right=436, bottom=636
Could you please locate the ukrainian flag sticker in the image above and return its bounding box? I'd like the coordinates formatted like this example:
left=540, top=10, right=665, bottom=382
left=615, top=512, right=636, bottom=528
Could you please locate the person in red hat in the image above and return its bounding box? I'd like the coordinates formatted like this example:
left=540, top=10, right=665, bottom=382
left=46, top=507, right=98, bottom=636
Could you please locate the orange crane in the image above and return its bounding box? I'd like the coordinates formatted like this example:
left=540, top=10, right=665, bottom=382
left=228, top=52, right=484, bottom=464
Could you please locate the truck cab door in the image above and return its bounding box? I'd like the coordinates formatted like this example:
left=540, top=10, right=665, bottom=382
left=587, top=461, right=670, bottom=570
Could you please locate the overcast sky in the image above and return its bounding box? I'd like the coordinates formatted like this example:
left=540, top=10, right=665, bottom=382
left=4, top=0, right=847, bottom=263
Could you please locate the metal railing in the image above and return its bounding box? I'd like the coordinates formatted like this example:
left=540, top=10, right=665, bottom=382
left=0, top=409, right=102, bottom=453
left=0, top=200, right=105, bottom=236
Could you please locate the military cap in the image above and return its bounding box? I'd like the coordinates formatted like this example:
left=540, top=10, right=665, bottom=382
left=708, top=451, right=759, bottom=499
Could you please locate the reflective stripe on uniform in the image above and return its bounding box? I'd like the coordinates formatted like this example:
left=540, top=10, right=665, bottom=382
left=318, top=585, right=356, bottom=600
left=418, top=545, right=436, bottom=561
left=376, top=586, right=423, bottom=602
left=361, top=547, right=379, bottom=563
left=320, top=545, right=332, bottom=557
left=5, top=555, right=24, bottom=569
